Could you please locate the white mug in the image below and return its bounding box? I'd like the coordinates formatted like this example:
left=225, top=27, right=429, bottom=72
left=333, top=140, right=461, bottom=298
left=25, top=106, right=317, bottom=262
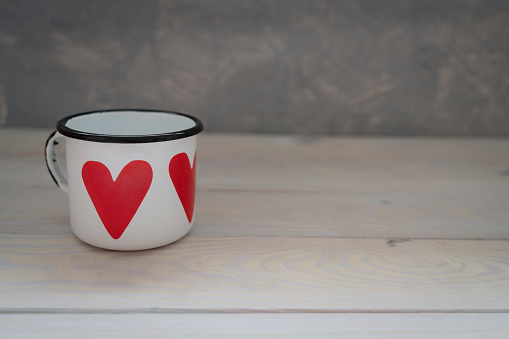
left=45, top=109, right=203, bottom=250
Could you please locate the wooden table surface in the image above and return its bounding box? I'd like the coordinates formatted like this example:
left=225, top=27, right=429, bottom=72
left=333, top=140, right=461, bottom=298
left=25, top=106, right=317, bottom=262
left=1, top=128, right=509, bottom=338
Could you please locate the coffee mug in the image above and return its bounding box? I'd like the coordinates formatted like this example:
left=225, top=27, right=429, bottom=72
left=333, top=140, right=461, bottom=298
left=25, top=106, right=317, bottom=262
left=45, top=109, right=203, bottom=250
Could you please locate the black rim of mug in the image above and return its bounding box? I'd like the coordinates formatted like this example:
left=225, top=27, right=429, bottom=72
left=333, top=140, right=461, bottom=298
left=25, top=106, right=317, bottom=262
left=56, top=109, right=204, bottom=143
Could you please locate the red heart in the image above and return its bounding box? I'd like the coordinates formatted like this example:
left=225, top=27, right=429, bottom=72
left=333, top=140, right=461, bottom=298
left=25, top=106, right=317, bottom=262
left=82, top=160, right=153, bottom=239
left=169, top=153, right=196, bottom=222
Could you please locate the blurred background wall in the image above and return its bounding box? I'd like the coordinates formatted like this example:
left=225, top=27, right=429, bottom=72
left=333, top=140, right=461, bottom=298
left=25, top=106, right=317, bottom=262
left=0, top=0, right=508, bottom=135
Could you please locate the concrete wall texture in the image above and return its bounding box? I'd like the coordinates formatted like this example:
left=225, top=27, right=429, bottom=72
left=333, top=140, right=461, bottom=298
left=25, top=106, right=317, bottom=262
left=0, top=0, right=508, bottom=136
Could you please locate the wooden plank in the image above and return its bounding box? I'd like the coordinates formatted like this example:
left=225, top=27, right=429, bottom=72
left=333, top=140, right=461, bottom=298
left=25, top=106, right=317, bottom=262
left=4, top=128, right=508, bottom=170
left=197, top=136, right=509, bottom=192
left=0, top=187, right=70, bottom=235
left=2, top=314, right=509, bottom=338
left=1, top=235, right=509, bottom=311
left=193, top=188, right=509, bottom=239
left=0, top=156, right=56, bottom=188
left=2, top=184, right=508, bottom=239
left=0, top=128, right=51, bottom=156
left=2, top=128, right=509, bottom=192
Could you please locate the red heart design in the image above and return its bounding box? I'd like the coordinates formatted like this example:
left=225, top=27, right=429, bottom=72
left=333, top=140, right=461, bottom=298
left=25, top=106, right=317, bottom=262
left=169, top=153, right=196, bottom=222
left=82, top=160, right=153, bottom=239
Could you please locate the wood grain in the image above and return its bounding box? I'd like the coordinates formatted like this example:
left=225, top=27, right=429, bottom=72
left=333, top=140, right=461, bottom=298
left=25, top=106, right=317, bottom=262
left=1, top=235, right=509, bottom=311
left=2, top=314, right=509, bottom=338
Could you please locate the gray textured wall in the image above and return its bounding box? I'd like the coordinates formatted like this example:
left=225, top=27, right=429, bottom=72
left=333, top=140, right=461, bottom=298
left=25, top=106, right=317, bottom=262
left=0, top=0, right=508, bottom=135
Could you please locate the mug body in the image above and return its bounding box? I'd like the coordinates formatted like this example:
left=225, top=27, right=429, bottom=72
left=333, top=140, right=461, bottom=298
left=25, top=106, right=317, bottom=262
left=54, top=110, right=202, bottom=250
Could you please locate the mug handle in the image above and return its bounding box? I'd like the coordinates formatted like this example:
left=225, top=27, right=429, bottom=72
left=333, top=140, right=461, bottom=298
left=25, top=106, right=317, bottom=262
left=45, top=130, right=68, bottom=193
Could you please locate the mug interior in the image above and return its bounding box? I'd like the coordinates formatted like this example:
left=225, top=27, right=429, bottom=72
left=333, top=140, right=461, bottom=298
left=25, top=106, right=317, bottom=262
left=65, top=111, right=196, bottom=135
left=57, top=110, right=203, bottom=143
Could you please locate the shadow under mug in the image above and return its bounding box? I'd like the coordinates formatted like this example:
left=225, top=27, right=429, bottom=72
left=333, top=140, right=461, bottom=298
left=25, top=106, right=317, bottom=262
left=45, top=109, right=204, bottom=250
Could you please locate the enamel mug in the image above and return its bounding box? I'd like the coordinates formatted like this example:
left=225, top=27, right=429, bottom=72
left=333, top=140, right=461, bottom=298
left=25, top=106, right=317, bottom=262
left=45, top=109, right=204, bottom=250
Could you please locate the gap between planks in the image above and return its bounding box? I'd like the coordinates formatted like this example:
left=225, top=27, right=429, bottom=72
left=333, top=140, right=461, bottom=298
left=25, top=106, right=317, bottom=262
left=0, top=308, right=509, bottom=315
left=1, top=308, right=509, bottom=315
